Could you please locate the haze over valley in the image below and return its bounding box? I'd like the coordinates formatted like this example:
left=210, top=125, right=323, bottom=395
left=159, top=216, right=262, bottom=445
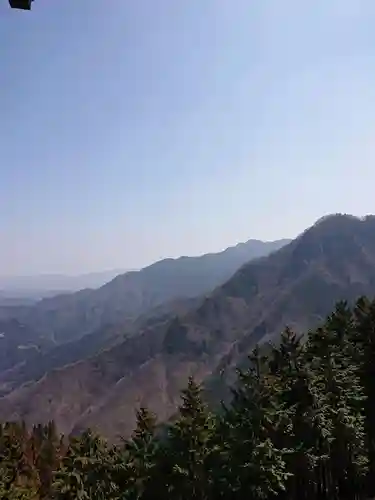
left=0, top=269, right=127, bottom=303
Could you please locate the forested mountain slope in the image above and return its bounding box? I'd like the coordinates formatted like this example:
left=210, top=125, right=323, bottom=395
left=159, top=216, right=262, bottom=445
left=3, top=297, right=375, bottom=500
left=1, top=215, right=375, bottom=440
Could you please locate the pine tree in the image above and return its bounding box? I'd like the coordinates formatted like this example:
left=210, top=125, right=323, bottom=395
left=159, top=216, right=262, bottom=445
left=32, top=421, right=62, bottom=499
left=352, top=297, right=375, bottom=497
left=219, top=347, right=290, bottom=500
left=52, top=429, right=116, bottom=500
left=0, top=422, right=39, bottom=499
left=116, top=407, right=159, bottom=500
left=161, top=377, right=215, bottom=500
left=268, top=328, right=327, bottom=500
left=303, top=302, right=366, bottom=500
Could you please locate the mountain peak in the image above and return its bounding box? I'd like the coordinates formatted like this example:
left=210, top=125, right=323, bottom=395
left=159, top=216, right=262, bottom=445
left=311, top=213, right=375, bottom=231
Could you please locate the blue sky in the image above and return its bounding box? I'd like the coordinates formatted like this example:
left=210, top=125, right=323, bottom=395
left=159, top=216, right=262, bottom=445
left=1, top=0, right=375, bottom=275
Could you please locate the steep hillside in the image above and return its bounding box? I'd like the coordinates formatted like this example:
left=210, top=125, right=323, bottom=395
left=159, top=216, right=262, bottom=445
left=5, top=238, right=289, bottom=344
left=0, top=296, right=200, bottom=396
left=1, top=215, right=374, bottom=440
left=0, top=319, right=53, bottom=374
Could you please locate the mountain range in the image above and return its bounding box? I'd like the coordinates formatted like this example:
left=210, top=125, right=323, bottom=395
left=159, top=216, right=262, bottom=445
left=0, top=238, right=289, bottom=346
left=1, top=214, right=374, bottom=441
left=0, top=237, right=288, bottom=391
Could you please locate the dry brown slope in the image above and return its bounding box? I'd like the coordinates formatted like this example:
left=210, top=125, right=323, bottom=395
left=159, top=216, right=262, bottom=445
left=2, top=214, right=375, bottom=440
left=0, top=298, right=241, bottom=439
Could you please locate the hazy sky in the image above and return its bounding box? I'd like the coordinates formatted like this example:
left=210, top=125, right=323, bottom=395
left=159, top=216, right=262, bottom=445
left=1, top=0, right=375, bottom=275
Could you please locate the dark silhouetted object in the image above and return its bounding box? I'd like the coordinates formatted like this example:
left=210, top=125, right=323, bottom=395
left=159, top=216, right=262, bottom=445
left=9, top=0, right=33, bottom=9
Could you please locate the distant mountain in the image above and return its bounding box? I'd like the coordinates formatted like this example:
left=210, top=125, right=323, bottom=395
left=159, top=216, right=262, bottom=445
left=1, top=215, right=374, bottom=440
left=0, top=269, right=127, bottom=299
left=3, top=238, right=290, bottom=345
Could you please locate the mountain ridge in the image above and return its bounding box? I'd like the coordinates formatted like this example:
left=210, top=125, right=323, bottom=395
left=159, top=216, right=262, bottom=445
left=4, top=238, right=289, bottom=345
left=0, top=237, right=289, bottom=392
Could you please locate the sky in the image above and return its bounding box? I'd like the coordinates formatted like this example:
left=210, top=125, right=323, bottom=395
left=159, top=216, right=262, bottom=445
left=1, top=0, right=375, bottom=275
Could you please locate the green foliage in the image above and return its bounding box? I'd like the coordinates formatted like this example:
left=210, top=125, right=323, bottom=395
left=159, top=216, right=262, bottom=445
left=160, top=377, right=215, bottom=500
left=52, top=429, right=117, bottom=500
left=116, top=407, right=159, bottom=500
left=217, top=347, right=290, bottom=499
left=3, top=297, right=375, bottom=499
